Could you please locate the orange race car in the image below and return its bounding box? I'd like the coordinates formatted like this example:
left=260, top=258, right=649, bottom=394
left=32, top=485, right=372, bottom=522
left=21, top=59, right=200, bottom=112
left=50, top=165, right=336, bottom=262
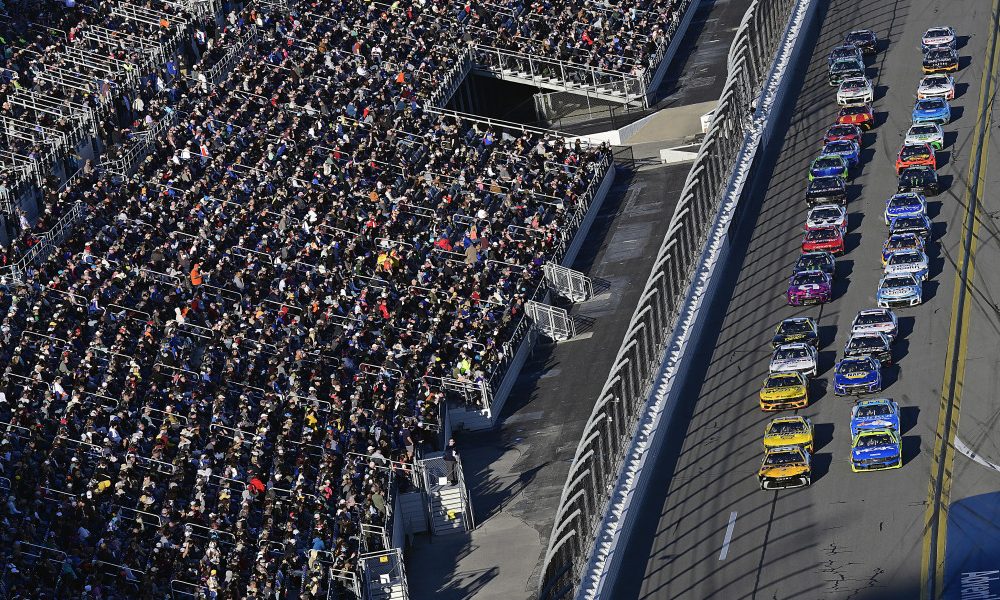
left=895, top=143, right=936, bottom=174
left=838, top=103, right=875, bottom=131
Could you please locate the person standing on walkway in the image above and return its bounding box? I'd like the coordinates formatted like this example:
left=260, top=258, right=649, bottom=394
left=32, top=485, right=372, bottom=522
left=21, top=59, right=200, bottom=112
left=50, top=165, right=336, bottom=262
left=443, top=438, right=459, bottom=485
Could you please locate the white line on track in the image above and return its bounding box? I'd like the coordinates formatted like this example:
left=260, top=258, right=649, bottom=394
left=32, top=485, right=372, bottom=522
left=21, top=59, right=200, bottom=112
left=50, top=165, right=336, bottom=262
left=718, top=511, right=738, bottom=560
left=955, top=437, right=1000, bottom=474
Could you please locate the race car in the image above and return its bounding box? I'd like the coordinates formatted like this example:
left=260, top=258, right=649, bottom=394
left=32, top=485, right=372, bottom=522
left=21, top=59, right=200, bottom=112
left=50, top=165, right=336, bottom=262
left=884, top=192, right=927, bottom=225
left=921, top=26, right=957, bottom=51
left=759, top=445, right=812, bottom=489
left=833, top=356, right=882, bottom=396
left=889, top=214, right=932, bottom=240
left=898, top=165, right=940, bottom=196
left=922, top=46, right=959, bottom=73
left=904, top=123, right=945, bottom=150
left=845, top=29, right=878, bottom=54
left=823, top=123, right=863, bottom=145
left=759, top=372, right=810, bottom=411
left=843, top=332, right=893, bottom=365
left=882, top=233, right=925, bottom=265
left=801, top=227, right=845, bottom=255
left=884, top=249, right=929, bottom=282
left=829, top=57, right=865, bottom=86
left=838, top=103, right=875, bottom=130
left=877, top=273, right=923, bottom=308
left=837, top=77, right=874, bottom=106
left=851, top=308, right=899, bottom=341
left=828, top=44, right=864, bottom=66
left=850, top=398, right=900, bottom=436
left=805, top=176, right=847, bottom=207
left=772, top=316, right=819, bottom=348
left=807, top=204, right=847, bottom=232
left=850, top=429, right=902, bottom=472
left=808, top=154, right=849, bottom=180
left=896, top=143, right=936, bottom=174
left=916, top=74, right=956, bottom=100
left=912, top=97, right=951, bottom=125
left=769, top=343, right=819, bottom=378
left=793, top=251, right=836, bottom=278
left=764, top=416, right=814, bottom=452
left=786, top=270, right=833, bottom=306
left=822, top=140, right=860, bottom=167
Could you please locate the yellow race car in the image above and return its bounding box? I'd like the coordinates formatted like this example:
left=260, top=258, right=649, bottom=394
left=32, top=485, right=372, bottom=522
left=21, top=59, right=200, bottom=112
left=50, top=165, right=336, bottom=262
left=763, top=416, right=814, bottom=453
left=758, top=445, right=812, bottom=490
left=759, top=372, right=809, bottom=411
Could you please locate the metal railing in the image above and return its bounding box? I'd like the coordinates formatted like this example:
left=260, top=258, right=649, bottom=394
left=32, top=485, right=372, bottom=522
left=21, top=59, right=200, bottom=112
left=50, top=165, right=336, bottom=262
left=0, top=201, right=86, bottom=285
left=537, top=1, right=798, bottom=597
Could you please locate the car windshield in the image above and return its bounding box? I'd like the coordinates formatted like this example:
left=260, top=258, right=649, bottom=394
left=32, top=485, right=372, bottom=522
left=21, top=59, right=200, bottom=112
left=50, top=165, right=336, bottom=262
left=841, top=106, right=868, bottom=116
left=910, top=124, right=937, bottom=136
left=854, top=313, right=890, bottom=327
left=847, top=31, right=872, bottom=43
left=857, top=434, right=893, bottom=447
left=889, top=196, right=920, bottom=208
left=889, top=252, right=922, bottom=265
left=814, top=157, right=842, bottom=169
left=775, top=347, right=808, bottom=361
left=832, top=61, right=860, bottom=73
left=812, top=207, right=842, bottom=219
left=900, top=167, right=932, bottom=182
left=797, top=256, right=826, bottom=271
left=807, top=228, right=838, bottom=240
left=778, top=319, right=812, bottom=334
left=824, top=141, right=853, bottom=154
left=764, top=451, right=804, bottom=466
left=917, top=98, right=946, bottom=110
left=769, top=421, right=805, bottom=436
left=842, top=80, right=864, bottom=91
left=884, top=275, right=915, bottom=287
left=828, top=125, right=855, bottom=137
left=894, top=217, right=926, bottom=229
left=792, top=271, right=826, bottom=285
left=839, top=360, right=872, bottom=374
left=765, top=374, right=801, bottom=388
left=831, top=47, right=856, bottom=60
left=856, top=403, right=892, bottom=417
left=901, top=145, right=930, bottom=159
left=811, top=177, right=842, bottom=191
left=848, top=336, right=883, bottom=350
left=886, top=237, right=915, bottom=251
left=926, top=28, right=951, bottom=38
left=923, top=76, right=949, bottom=87
left=927, top=48, right=954, bottom=59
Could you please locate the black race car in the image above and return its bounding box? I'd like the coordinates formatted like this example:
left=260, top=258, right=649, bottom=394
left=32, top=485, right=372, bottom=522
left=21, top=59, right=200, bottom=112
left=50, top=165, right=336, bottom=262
left=845, top=29, right=878, bottom=54
left=829, top=57, right=865, bottom=86
left=806, top=176, right=847, bottom=207
left=772, top=317, right=820, bottom=348
left=922, top=47, right=959, bottom=73
left=844, top=332, right=893, bottom=365
left=897, top=165, right=940, bottom=196
left=793, top=251, right=836, bottom=279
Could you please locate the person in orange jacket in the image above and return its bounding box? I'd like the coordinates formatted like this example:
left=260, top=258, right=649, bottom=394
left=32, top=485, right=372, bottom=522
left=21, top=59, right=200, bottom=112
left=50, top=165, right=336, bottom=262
left=190, top=263, right=203, bottom=286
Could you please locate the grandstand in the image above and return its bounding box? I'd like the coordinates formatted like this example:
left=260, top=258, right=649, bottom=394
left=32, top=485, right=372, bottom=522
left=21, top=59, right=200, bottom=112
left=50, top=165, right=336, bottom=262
left=0, top=0, right=696, bottom=597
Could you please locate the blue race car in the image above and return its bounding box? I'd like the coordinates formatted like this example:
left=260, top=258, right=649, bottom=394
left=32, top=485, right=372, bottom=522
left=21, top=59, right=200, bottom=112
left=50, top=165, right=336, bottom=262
left=808, top=154, right=849, bottom=180
left=850, top=398, right=901, bottom=436
left=912, top=97, right=951, bottom=125
left=822, top=140, right=861, bottom=167
left=883, top=192, right=927, bottom=225
left=833, top=356, right=882, bottom=396
left=851, top=429, right=902, bottom=472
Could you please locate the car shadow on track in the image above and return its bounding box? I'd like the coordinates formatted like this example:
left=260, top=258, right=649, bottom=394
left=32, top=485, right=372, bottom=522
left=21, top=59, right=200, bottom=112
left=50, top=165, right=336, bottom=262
left=957, top=35, right=971, bottom=51
left=902, top=435, right=922, bottom=466
left=900, top=405, right=920, bottom=435
left=843, top=231, right=863, bottom=254
left=944, top=130, right=959, bottom=149
left=959, top=55, right=974, bottom=71
left=935, top=149, right=951, bottom=170
left=955, top=82, right=970, bottom=99
left=927, top=199, right=943, bottom=220
left=949, top=105, right=965, bottom=124
left=812, top=452, right=834, bottom=483
left=922, top=279, right=941, bottom=304
left=818, top=350, right=837, bottom=377
left=813, top=422, right=835, bottom=452
left=936, top=173, right=954, bottom=194
left=881, top=363, right=902, bottom=389
left=873, top=110, right=890, bottom=128
left=874, top=84, right=889, bottom=102
left=818, top=324, right=838, bottom=348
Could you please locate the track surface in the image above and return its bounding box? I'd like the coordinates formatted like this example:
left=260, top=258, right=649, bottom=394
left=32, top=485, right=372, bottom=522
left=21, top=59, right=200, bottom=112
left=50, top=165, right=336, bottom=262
left=611, top=0, right=1000, bottom=598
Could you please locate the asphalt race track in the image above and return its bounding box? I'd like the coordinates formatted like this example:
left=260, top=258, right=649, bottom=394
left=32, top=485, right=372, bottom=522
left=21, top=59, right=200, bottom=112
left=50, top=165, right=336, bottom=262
left=609, top=0, right=1000, bottom=598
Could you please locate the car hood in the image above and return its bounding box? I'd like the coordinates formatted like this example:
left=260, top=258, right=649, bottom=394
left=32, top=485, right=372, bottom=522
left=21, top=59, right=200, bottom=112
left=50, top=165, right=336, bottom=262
left=836, top=370, right=878, bottom=385
left=764, top=433, right=811, bottom=448
left=774, top=331, right=815, bottom=344
left=852, top=444, right=900, bottom=461
left=880, top=285, right=918, bottom=297
left=760, top=386, right=806, bottom=400
left=772, top=357, right=812, bottom=368
left=759, top=464, right=809, bottom=478
left=885, top=263, right=926, bottom=275
left=914, top=106, right=947, bottom=115
left=886, top=205, right=922, bottom=216
left=789, top=282, right=830, bottom=292
left=852, top=415, right=900, bottom=434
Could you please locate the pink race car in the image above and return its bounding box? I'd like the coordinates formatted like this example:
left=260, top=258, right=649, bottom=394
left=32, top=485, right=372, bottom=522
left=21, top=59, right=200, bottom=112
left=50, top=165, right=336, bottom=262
left=786, top=270, right=833, bottom=306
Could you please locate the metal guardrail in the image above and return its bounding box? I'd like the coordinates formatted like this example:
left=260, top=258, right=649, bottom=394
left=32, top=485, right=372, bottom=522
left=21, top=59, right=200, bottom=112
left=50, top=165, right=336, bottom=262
left=537, top=1, right=798, bottom=597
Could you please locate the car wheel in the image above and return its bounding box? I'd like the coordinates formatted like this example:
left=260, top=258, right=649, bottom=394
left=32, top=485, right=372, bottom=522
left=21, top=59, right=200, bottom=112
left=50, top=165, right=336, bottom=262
left=804, top=476, right=812, bottom=486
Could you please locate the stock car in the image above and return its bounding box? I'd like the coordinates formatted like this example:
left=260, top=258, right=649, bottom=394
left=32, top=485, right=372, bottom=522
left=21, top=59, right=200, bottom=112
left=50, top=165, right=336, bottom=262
left=805, top=176, right=848, bottom=207
left=833, top=356, right=882, bottom=396
left=793, top=251, right=836, bottom=278
left=882, top=232, right=925, bottom=265
left=838, top=103, right=875, bottom=130
left=808, top=154, right=849, bottom=180
left=904, top=123, right=945, bottom=150
left=759, top=372, right=810, bottom=411
left=896, top=143, right=936, bottom=174
left=829, top=57, right=866, bottom=85
left=916, top=74, right=956, bottom=100
left=851, top=308, right=899, bottom=341
left=802, top=227, right=845, bottom=255
left=922, top=46, right=960, bottom=73
left=786, top=270, right=833, bottom=306
left=846, top=29, right=878, bottom=54
left=770, top=343, right=819, bottom=378
left=763, top=416, right=815, bottom=452
left=898, top=165, right=940, bottom=195
left=850, top=398, right=901, bottom=436
left=884, top=249, right=930, bottom=282
left=884, top=192, right=927, bottom=225
left=911, top=97, right=951, bottom=125
left=921, top=26, right=957, bottom=51
left=829, top=44, right=864, bottom=66
left=806, top=204, right=848, bottom=232
left=837, top=77, right=874, bottom=106
left=850, top=429, right=902, bottom=472
left=822, top=140, right=861, bottom=167
left=843, top=332, right=893, bottom=365
left=772, top=316, right=819, bottom=347
left=759, top=445, right=812, bottom=489
left=877, top=273, right=923, bottom=308
left=889, top=214, right=932, bottom=240
left=824, top=123, right=864, bottom=145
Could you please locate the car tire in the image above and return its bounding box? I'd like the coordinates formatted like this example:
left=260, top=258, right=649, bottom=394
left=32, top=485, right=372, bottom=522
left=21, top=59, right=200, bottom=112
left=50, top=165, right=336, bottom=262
left=804, top=476, right=812, bottom=486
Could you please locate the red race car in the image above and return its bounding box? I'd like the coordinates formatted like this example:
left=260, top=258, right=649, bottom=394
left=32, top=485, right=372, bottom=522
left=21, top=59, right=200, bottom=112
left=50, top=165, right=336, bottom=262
left=895, top=143, right=936, bottom=174
left=824, top=123, right=863, bottom=145
left=838, top=103, right=875, bottom=130
left=802, top=227, right=845, bottom=255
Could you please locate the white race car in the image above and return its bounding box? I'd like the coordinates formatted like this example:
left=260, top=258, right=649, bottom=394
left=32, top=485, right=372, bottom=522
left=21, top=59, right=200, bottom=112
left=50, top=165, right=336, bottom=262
left=921, top=26, right=957, bottom=51
left=837, top=76, right=874, bottom=106
left=916, top=74, right=955, bottom=100
left=851, top=308, right=898, bottom=341
left=883, top=249, right=929, bottom=281
left=904, top=123, right=944, bottom=150
left=806, top=204, right=847, bottom=233
left=769, top=343, right=820, bottom=378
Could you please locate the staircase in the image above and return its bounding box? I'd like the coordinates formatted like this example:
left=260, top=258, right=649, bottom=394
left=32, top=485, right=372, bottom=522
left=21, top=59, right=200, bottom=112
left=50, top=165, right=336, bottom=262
left=419, top=453, right=471, bottom=535
left=397, top=491, right=427, bottom=535
left=360, top=549, right=409, bottom=600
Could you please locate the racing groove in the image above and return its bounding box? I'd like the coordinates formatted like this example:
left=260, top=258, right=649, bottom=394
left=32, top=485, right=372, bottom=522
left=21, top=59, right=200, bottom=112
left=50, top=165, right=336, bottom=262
left=610, top=0, right=1000, bottom=598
